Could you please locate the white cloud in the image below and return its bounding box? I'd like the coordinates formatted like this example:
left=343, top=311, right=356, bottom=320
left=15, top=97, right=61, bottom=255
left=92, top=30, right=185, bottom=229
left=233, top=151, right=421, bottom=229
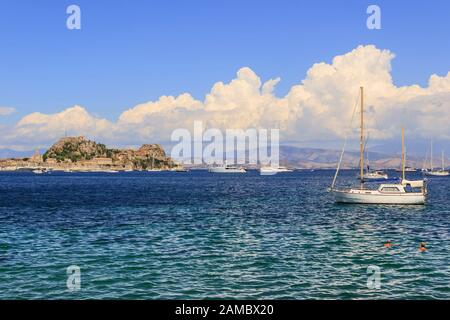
left=0, top=107, right=16, bottom=116
left=5, top=105, right=113, bottom=147
left=1, top=45, right=449, bottom=150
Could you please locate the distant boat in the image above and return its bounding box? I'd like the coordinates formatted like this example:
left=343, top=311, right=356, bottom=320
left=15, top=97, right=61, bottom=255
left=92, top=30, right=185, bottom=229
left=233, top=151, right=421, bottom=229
left=423, top=145, right=449, bottom=176
left=103, top=169, right=119, bottom=173
left=425, top=170, right=450, bottom=176
left=358, top=145, right=388, bottom=181
left=395, top=166, right=416, bottom=172
left=209, top=162, right=246, bottom=173
left=169, top=166, right=189, bottom=172
left=330, top=87, right=426, bottom=204
left=358, top=169, right=388, bottom=181
left=32, top=169, right=44, bottom=174
left=259, top=166, right=293, bottom=175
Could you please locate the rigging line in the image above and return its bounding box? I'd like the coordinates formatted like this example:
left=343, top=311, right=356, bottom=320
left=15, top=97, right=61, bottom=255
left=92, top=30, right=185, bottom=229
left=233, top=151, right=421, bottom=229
left=422, top=144, right=430, bottom=171
left=331, top=90, right=361, bottom=190
left=364, top=132, right=371, bottom=168
left=364, top=132, right=370, bottom=153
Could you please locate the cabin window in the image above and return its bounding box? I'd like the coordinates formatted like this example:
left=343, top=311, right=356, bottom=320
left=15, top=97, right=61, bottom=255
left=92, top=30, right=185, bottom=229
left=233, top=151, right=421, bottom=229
left=381, top=187, right=400, bottom=192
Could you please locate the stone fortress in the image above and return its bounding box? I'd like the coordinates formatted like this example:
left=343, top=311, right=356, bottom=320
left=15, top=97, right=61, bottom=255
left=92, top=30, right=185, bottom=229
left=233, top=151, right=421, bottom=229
left=0, top=136, right=178, bottom=172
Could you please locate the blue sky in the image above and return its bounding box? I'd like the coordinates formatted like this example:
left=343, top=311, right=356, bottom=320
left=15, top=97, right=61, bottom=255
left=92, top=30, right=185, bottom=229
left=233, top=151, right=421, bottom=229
left=0, top=0, right=449, bottom=125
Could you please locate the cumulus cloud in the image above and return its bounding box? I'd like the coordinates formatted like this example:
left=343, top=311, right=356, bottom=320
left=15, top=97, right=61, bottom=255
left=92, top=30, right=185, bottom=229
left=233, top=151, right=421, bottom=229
left=0, top=107, right=16, bottom=116
left=5, top=106, right=113, bottom=147
left=1, top=45, right=449, bottom=150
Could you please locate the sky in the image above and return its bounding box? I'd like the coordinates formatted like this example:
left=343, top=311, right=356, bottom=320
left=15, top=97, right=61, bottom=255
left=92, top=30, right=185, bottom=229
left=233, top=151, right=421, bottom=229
left=0, top=0, right=449, bottom=155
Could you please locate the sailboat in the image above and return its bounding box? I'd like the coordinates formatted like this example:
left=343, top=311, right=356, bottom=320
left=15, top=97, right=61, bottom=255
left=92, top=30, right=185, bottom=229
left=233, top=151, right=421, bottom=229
left=330, top=87, right=427, bottom=204
left=424, top=144, right=449, bottom=176
left=358, top=150, right=388, bottom=181
left=360, top=169, right=388, bottom=181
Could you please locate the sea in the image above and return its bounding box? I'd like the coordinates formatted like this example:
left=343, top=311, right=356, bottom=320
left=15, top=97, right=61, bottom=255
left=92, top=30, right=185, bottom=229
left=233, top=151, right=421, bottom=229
left=0, top=169, right=448, bottom=299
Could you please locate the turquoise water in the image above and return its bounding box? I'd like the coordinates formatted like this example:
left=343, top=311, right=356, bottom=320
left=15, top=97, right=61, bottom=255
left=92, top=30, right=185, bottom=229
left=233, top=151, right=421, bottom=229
left=0, top=170, right=448, bottom=299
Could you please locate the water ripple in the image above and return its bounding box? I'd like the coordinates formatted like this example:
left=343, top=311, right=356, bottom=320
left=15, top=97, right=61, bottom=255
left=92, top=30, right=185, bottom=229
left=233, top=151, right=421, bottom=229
left=0, top=170, right=448, bottom=299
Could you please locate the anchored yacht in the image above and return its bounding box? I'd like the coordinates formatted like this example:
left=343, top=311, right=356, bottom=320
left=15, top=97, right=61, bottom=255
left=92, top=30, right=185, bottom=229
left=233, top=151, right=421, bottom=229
left=209, top=162, right=246, bottom=173
left=329, top=87, right=426, bottom=205
left=358, top=150, right=388, bottom=181
left=424, top=146, right=449, bottom=177
left=333, top=180, right=426, bottom=204
left=395, top=166, right=417, bottom=173
left=358, top=170, right=388, bottom=181
left=259, top=166, right=293, bottom=175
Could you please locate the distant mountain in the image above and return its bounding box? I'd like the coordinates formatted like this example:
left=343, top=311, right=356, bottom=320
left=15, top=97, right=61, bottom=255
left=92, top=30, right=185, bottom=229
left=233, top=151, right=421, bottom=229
left=280, top=146, right=424, bottom=169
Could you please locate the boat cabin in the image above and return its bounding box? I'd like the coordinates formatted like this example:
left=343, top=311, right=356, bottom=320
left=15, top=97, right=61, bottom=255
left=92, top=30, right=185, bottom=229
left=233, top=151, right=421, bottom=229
left=378, top=180, right=425, bottom=194
left=378, top=184, right=407, bottom=193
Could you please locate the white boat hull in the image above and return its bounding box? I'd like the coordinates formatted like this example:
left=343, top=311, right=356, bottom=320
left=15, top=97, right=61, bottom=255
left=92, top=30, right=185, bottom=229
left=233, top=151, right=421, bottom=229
left=424, top=171, right=449, bottom=176
left=332, top=189, right=425, bottom=205
left=358, top=171, right=388, bottom=180
left=260, top=170, right=277, bottom=176
left=259, top=167, right=293, bottom=175
left=209, top=168, right=246, bottom=173
left=361, top=174, right=388, bottom=180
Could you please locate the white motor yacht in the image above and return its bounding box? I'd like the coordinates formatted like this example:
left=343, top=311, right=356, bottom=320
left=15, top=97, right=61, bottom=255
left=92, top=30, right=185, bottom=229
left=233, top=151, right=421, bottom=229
left=259, top=166, right=293, bottom=175
left=209, top=162, right=246, bottom=173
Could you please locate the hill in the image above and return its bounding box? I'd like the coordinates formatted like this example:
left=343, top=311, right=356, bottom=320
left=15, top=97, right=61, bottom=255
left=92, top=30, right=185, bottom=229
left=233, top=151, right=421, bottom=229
left=42, top=136, right=176, bottom=170
left=0, top=136, right=176, bottom=171
left=280, top=146, right=424, bottom=169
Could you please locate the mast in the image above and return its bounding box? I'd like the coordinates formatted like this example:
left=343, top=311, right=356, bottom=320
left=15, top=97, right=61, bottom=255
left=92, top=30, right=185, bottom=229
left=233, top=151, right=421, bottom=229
left=402, top=128, right=405, bottom=181
left=360, top=86, right=364, bottom=188
left=442, top=150, right=445, bottom=171
left=430, top=140, right=433, bottom=171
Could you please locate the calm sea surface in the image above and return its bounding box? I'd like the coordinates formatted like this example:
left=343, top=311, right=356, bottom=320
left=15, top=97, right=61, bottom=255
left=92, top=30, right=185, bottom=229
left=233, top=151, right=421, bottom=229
left=0, top=170, right=448, bottom=299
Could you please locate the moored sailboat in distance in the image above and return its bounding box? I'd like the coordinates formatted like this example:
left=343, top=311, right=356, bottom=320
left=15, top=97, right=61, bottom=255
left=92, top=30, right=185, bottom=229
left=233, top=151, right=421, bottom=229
left=330, top=87, right=427, bottom=204
left=359, top=169, right=388, bottom=181
left=423, top=143, right=449, bottom=176
left=357, top=150, right=388, bottom=181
